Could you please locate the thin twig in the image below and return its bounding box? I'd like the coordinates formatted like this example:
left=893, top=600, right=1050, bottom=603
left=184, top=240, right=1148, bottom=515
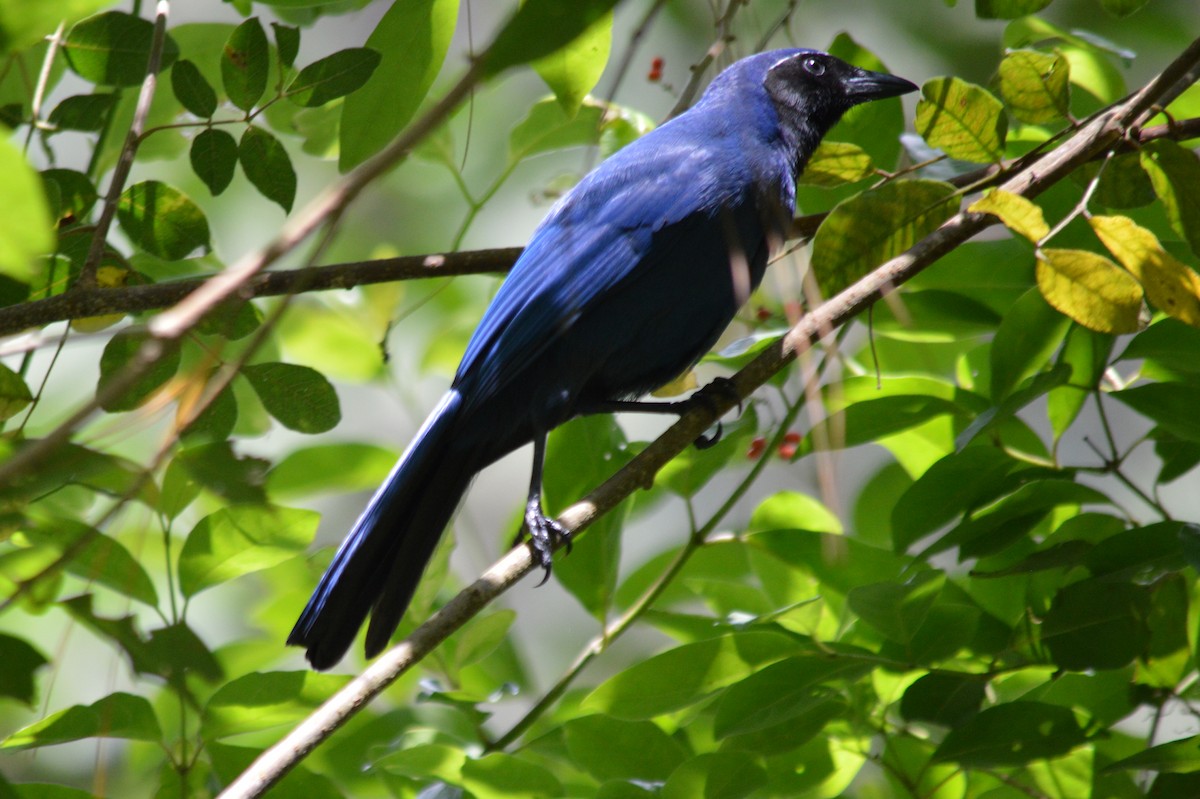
left=78, top=1, right=171, bottom=290
left=666, top=0, right=748, bottom=118
left=21, top=21, right=65, bottom=155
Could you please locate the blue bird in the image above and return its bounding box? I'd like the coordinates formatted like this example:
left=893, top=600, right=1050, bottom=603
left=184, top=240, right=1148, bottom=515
left=289, top=48, right=917, bottom=669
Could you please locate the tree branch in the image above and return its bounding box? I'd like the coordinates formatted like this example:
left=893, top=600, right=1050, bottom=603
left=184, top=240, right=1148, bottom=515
left=216, top=34, right=1200, bottom=799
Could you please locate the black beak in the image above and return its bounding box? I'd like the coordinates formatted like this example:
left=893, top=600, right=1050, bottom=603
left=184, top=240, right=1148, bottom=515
left=844, top=68, right=918, bottom=103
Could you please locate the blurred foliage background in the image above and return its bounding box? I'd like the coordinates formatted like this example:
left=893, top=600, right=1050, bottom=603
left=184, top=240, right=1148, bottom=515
left=0, top=0, right=1199, bottom=797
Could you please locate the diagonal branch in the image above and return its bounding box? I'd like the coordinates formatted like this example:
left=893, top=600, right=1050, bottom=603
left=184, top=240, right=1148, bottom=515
left=216, top=33, right=1200, bottom=799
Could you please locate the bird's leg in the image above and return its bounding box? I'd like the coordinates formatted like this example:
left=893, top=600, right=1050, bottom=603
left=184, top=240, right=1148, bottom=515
left=517, top=432, right=572, bottom=586
left=584, top=377, right=743, bottom=450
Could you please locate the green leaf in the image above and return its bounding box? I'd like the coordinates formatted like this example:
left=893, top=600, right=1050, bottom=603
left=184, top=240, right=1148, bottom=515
left=41, top=168, right=97, bottom=228
left=1120, top=317, right=1200, bottom=376
left=812, top=179, right=959, bottom=297
left=932, top=478, right=1108, bottom=559
left=1048, top=325, right=1112, bottom=440
left=286, top=47, right=380, bottom=107
left=267, top=443, right=397, bottom=499
left=116, top=180, right=210, bottom=260
left=915, top=76, right=1006, bottom=162
left=339, top=0, right=458, bottom=170
left=532, top=10, right=612, bottom=114
left=990, top=286, right=1071, bottom=401
left=662, top=752, right=767, bottom=799
left=0, top=442, right=154, bottom=507
left=272, top=23, right=299, bottom=69
left=174, top=441, right=269, bottom=505
left=221, top=17, right=269, bottom=111
left=178, top=504, right=319, bottom=597
left=975, top=0, right=1052, bottom=19
left=968, top=189, right=1049, bottom=243
left=0, top=361, right=32, bottom=420
left=1041, top=579, right=1151, bottom=670
left=1086, top=521, right=1185, bottom=580
left=375, top=742, right=466, bottom=783
left=46, top=92, right=115, bottom=131
left=241, top=362, right=339, bottom=434
left=1106, top=734, right=1200, bottom=773
left=712, top=656, right=869, bottom=739
left=848, top=571, right=945, bottom=644
left=932, top=701, right=1085, bottom=765
left=24, top=517, right=158, bottom=606
left=996, top=49, right=1069, bottom=124
left=1091, top=214, right=1200, bottom=327
left=63, top=11, right=179, bottom=87
left=453, top=609, right=515, bottom=671
left=96, top=329, right=181, bottom=412
left=483, top=0, right=620, bottom=77
left=748, top=490, right=843, bottom=534
left=585, top=632, right=800, bottom=719
left=563, top=715, right=687, bottom=782
left=171, top=59, right=216, bottom=118
left=900, top=672, right=987, bottom=727
left=239, top=125, right=296, bottom=212
left=2, top=692, right=160, bottom=749
left=802, top=394, right=964, bottom=455
left=0, top=633, right=48, bottom=706
left=1141, top=140, right=1200, bottom=259
left=1100, top=0, right=1150, bottom=17
left=0, top=0, right=114, bottom=56
left=1112, top=382, right=1200, bottom=443
left=1083, top=151, right=1155, bottom=210
left=180, top=376, right=239, bottom=443
left=190, top=128, right=237, bottom=196
left=0, top=137, right=54, bottom=282
left=143, top=622, right=222, bottom=686
left=1036, top=248, right=1145, bottom=334
left=461, top=753, right=563, bottom=799
left=509, top=98, right=607, bottom=161
left=798, top=140, right=875, bottom=187
left=203, top=670, right=349, bottom=739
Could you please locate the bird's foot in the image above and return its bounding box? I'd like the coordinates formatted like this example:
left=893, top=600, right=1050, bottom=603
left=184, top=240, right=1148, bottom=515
left=521, top=499, right=571, bottom=586
left=686, top=377, right=743, bottom=450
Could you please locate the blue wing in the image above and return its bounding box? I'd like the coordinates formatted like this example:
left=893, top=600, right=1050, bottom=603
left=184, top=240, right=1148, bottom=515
left=453, top=130, right=767, bottom=406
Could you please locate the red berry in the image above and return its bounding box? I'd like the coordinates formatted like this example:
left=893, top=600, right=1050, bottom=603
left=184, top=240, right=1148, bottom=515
left=777, top=442, right=798, bottom=459
left=648, top=56, right=664, bottom=82
left=755, top=306, right=772, bottom=322
left=746, top=437, right=767, bottom=459
left=783, top=431, right=801, bottom=444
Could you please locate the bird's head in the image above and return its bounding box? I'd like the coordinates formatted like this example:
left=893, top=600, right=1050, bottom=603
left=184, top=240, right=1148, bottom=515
left=762, top=49, right=918, bottom=132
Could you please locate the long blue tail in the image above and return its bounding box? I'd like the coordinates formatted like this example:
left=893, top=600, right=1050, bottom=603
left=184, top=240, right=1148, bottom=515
left=288, top=391, right=472, bottom=669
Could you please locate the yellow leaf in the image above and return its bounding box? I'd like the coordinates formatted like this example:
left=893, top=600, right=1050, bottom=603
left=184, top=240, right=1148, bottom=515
left=1036, top=248, right=1145, bottom=334
left=1090, top=215, right=1200, bottom=327
left=969, top=190, right=1049, bottom=243
left=799, top=141, right=874, bottom=187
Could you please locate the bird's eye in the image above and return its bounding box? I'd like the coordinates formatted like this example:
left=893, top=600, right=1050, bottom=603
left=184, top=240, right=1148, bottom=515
left=803, top=57, right=825, bottom=76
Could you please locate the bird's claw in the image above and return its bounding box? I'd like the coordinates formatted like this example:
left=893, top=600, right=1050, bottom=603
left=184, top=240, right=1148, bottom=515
left=522, top=499, right=571, bottom=586
left=688, top=377, right=742, bottom=449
